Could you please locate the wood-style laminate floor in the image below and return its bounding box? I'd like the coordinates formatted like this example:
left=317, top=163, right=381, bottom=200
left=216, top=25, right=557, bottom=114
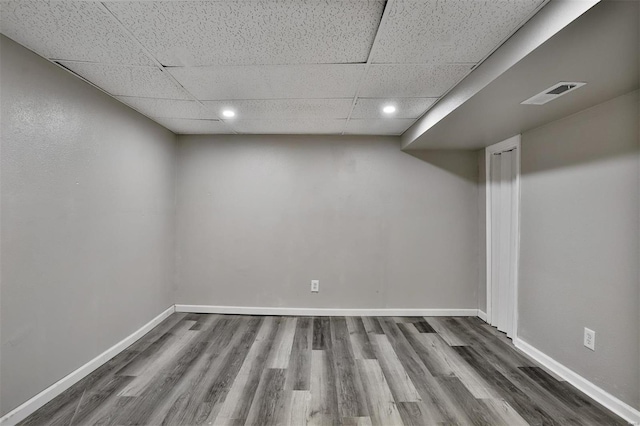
left=20, top=314, right=628, bottom=426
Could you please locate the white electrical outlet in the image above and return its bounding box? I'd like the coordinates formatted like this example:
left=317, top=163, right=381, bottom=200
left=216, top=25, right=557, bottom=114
left=311, top=280, right=319, bottom=293
left=584, top=328, right=595, bottom=351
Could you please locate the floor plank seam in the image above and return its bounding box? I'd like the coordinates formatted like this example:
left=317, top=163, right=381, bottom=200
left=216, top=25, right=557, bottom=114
left=15, top=314, right=632, bottom=426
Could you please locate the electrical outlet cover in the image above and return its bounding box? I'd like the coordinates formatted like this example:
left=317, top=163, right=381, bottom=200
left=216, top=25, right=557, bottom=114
left=584, top=328, right=595, bottom=351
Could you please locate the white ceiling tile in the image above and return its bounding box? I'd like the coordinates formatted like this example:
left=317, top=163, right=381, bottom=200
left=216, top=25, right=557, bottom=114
left=104, top=1, right=384, bottom=66
left=169, top=65, right=364, bottom=100
left=351, top=98, right=437, bottom=119
left=152, top=118, right=233, bottom=134
left=345, top=119, right=415, bottom=135
left=372, top=0, right=544, bottom=64
left=359, top=64, right=472, bottom=98
left=203, top=99, right=353, bottom=120
left=58, top=62, right=191, bottom=99
left=116, top=97, right=216, bottom=120
left=226, top=119, right=346, bottom=135
left=0, top=1, right=153, bottom=65
left=0, top=0, right=546, bottom=136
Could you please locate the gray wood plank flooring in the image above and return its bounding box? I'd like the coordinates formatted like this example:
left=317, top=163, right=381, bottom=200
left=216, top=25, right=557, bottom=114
left=19, top=314, right=630, bottom=425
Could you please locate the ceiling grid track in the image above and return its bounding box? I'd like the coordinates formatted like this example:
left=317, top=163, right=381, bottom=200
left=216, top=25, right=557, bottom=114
left=0, top=29, right=140, bottom=121
left=403, top=0, right=552, bottom=138
left=96, top=1, right=237, bottom=135
left=0, top=0, right=556, bottom=136
left=341, top=0, right=396, bottom=135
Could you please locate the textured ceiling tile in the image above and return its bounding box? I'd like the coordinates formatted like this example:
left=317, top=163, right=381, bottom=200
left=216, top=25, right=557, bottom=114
left=345, top=119, right=415, bottom=135
left=226, top=119, right=346, bottom=134
left=104, top=1, right=385, bottom=66
left=351, top=98, right=437, bottom=119
left=359, top=64, right=472, bottom=98
left=152, top=118, right=233, bottom=134
left=116, top=97, right=216, bottom=120
left=169, top=65, right=364, bottom=100
left=203, top=99, right=353, bottom=120
left=58, top=62, right=191, bottom=99
left=372, top=0, right=544, bottom=63
left=0, top=1, right=153, bottom=65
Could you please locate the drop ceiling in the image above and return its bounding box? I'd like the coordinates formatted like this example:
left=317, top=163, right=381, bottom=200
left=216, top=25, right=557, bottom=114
left=0, top=0, right=546, bottom=135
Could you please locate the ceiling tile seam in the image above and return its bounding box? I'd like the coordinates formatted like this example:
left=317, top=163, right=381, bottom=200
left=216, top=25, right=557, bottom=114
left=52, top=61, right=186, bottom=132
left=356, top=96, right=440, bottom=100
left=369, top=62, right=477, bottom=66
left=117, top=96, right=357, bottom=102
left=160, top=62, right=477, bottom=70
left=0, top=33, right=65, bottom=75
left=54, top=60, right=130, bottom=100
left=0, top=38, right=183, bottom=133
left=395, top=69, right=473, bottom=136
left=161, top=62, right=368, bottom=69
left=47, top=59, right=156, bottom=68
left=150, top=117, right=222, bottom=122
left=96, top=3, right=173, bottom=73
left=97, top=2, right=237, bottom=134
left=349, top=116, right=422, bottom=120
left=346, top=96, right=443, bottom=100
left=342, top=0, right=397, bottom=135
left=171, top=98, right=359, bottom=102
left=218, top=119, right=347, bottom=122
left=48, top=60, right=478, bottom=69
left=402, top=0, right=551, bottom=137
left=0, top=33, right=86, bottom=82
left=117, top=96, right=205, bottom=102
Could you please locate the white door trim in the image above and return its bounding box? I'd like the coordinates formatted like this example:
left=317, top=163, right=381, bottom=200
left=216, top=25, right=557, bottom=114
left=485, top=134, right=521, bottom=339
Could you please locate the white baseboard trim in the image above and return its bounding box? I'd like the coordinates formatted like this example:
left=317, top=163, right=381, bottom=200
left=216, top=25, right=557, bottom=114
left=477, top=310, right=487, bottom=322
left=175, top=304, right=478, bottom=317
left=0, top=305, right=176, bottom=426
left=514, top=338, right=640, bottom=425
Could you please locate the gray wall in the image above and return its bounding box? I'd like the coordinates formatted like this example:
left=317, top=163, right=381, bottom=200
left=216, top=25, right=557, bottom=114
left=176, top=135, right=480, bottom=310
left=519, top=90, right=640, bottom=409
left=0, top=36, right=177, bottom=415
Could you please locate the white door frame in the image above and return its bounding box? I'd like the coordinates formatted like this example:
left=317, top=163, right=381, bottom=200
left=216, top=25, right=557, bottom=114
left=485, top=134, right=521, bottom=339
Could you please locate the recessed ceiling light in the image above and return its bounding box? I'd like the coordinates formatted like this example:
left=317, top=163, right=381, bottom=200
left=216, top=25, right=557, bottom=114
left=222, top=109, right=236, bottom=118
left=382, top=105, right=396, bottom=114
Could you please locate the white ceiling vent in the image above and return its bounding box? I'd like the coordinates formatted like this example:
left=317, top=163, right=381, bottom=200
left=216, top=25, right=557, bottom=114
left=521, top=81, right=586, bottom=105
